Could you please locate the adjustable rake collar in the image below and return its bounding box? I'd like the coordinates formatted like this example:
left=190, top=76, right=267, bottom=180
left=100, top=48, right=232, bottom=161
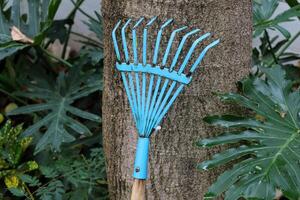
left=112, top=17, right=219, bottom=179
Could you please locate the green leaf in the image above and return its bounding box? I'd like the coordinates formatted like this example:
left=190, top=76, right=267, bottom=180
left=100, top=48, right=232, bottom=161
left=9, top=66, right=102, bottom=152
left=36, top=180, right=65, bottom=200
left=253, top=1, right=300, bottom=38
left=198, top=65, right=300, bottom=199
left=273, top=25, right=291, bottom=39
left=8, top=187, right=25, bottom=197
left=0, top=0, right=62, bottom=59
left=0, top=42, right=28, bottom=61
left=47, top=0, right=62, bottom=20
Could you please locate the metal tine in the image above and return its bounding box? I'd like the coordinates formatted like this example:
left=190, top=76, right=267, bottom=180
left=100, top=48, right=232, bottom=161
left=153, top=84, right=185, bottom=130
left=120, top=19, right=143, bottom=132
left=143, top=17, right=157, bottom=65
left=178, top=32, right=211, bottom=74
left=148, top=81, right=177, bottom=132
left=190, top=39, right=220, bottom=73
left=112, top=20, right=122, bottom=61
left=128, top=72, right=140, bottom=132
left=161, top=26, right=187, bottom=67
left=144, top=76, right=162, bottom=135
left=153, top=39, right=221, bottom=129
left=141, top=72, right=146, bottom=134
left=121, top=72, right=138, bottom=125
left=145, top=78, right=170, bottom=134
left=141, top=17, right=157, bottom=134
left=132, top=17, right=144, bottom=65
left=169, top=28, right=200, bottom=71
left=132, top=18, right=145, bottom=133
left=152, top=19, right=173, bottom=66
left=141, top=75, right=154, bottom=134
left=135, top=71, right=142, bottom=133
left=142, top=16, right=157, bottom=133
left=121, top=19, right=132, bottom=63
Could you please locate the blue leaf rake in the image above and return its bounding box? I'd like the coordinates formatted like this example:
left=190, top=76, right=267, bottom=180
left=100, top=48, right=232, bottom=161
left=112, top=17, right=219, bottom=180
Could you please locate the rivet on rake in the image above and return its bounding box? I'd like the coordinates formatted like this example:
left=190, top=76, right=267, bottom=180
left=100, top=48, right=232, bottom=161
left=135, top=167, right=140, bottom=172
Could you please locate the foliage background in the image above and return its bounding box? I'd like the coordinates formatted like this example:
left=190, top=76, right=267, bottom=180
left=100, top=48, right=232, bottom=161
left=0, top=0, right=107, bottom=199
left=199, top=0, right=300, bottom=200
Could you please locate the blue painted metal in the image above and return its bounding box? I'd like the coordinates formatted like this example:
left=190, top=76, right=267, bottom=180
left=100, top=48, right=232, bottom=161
left=112, top=18, right=220, bottom=180
left=133, top=137, right=150, bottom=179
left=116, top=63, right=191, bottom=84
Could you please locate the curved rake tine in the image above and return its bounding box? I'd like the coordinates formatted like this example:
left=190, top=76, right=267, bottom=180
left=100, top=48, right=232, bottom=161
left=178, top=32, right=211, bottom=74
left=154, top=84, right=185, bottom=128
left=145, top=79, right=170, bottom=135
left=149, top=81, right=177, bottom=132
left=169, top=28, right=200, bottom=71
left=132, top=18, right=144, bottom=132
left=190, top=39, right=220, bottom=73
left=141, top=75, right=154, bottom=134
left=132, top=18, right=144, bottom=65
left=161, top=26, right=187, bottom=67
left=121, top=72, right=138, bottom=124
left=152, top=19, right=173, bottom=66
left=143, top=16, right=157, bottom=65
left=144, top=77, right=162, bottom=136
left=112, top=20, right=122, bottom=61
left=121, top=19, right=132, bottom=63
left=135, top=71, right=142, bottom=133
left=128, top=73, right=140, bottom=131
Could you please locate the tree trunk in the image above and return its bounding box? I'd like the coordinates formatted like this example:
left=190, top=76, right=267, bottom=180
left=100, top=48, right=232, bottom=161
left=102, top=1, right=252, bottom=199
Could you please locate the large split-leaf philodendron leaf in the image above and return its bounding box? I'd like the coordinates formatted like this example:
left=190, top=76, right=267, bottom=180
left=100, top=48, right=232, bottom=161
left=8, top=66, right=102, bottom=153
left=198, top=65, right=300, bottom=200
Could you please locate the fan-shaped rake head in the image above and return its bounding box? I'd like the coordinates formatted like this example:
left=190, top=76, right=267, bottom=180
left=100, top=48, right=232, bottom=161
left=112, top=17, right=219, bottom=180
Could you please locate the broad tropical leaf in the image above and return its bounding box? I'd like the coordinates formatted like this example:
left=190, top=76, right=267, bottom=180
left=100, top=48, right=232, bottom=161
left=8, top=66, right=102, bottom=153
left=253, top=0, right=300, bottom=38
left=0, top=0, right=61, bottom=60
left=198, top=65, right=300, bottom=200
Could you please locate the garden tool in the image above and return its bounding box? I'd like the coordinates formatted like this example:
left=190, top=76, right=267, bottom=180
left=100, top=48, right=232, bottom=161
left=112, top=17, right=219, bottom=200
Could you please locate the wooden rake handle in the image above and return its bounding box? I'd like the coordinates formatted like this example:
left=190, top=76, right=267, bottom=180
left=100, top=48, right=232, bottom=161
left=131, top=179, right=146, bottom=200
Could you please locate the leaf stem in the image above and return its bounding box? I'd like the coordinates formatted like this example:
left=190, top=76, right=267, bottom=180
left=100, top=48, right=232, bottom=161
left=70, top=0, right=98, bottom=23
left=24, top=183, right=35, bottom=200
left=267, top=31, right=300, bottom=66
left=40, top=48, right=72, bottom=68
left=71, top=31, right=102, bottom=47
left=61, top=0, right=85, bottom=59
left=264, top=30, right=278, bottom=65
left=276, top=31, right=300, bottom=58
left=0, top=88, right=27, bottom=105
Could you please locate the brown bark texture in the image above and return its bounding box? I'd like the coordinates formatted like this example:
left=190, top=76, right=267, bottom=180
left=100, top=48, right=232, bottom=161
left=102, top=0, right=252, bottom=199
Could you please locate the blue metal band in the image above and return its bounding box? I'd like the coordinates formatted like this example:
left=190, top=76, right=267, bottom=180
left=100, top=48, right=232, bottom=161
left=133, top=137, right=150, bottom=179
left=116, top=63, right=191, bottom=85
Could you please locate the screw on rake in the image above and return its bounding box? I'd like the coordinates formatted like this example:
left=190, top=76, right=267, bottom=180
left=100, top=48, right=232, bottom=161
left=112, top=17, right=220, bottom=199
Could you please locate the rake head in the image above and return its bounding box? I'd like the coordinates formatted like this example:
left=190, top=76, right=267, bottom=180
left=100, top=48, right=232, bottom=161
left=112, top=17, right=219, bottom=179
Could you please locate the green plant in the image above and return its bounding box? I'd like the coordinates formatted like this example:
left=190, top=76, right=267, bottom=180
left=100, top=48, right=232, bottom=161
left=35, top=148, right=107, bottom=200
left=0, top=120, right=39, bottom=198
left=254, top=0, right=300, bottom=38
left=0, top=0, right=107, bottom=199
left=8, top=65, right=102, bottom=153
left=0, top=0, right=62, bottom=60
left=198, top=65, right=300, bottom=200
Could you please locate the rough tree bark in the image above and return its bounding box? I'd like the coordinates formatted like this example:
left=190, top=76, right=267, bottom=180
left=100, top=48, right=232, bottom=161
left=102, top=1, right=252, bottom=199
